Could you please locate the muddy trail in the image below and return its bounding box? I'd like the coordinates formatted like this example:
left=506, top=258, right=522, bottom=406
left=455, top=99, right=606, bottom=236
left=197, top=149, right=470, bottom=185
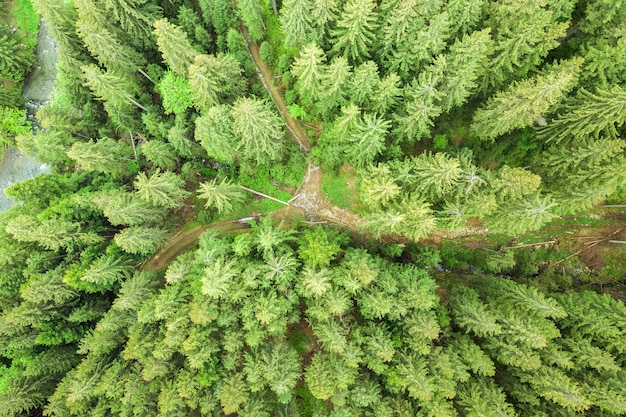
left=240, top=23, right=311, bottom=153
left=143, top=219, right=255, bottom=271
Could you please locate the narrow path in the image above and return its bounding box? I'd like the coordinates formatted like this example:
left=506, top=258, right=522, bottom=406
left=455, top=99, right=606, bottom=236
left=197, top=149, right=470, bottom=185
left=240, top=23, right=312, bottom=153
left=143, top=219, right=255, bottom=271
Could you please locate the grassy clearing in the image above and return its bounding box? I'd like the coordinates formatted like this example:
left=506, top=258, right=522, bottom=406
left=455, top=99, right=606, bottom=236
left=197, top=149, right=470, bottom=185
left=14, top=0, right=39, bottom=47
left=321, top=165, right=364, bottom=212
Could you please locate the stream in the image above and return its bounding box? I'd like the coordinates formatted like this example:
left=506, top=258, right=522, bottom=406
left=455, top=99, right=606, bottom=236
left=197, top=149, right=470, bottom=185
left=0, top=20, right=56, bottom=212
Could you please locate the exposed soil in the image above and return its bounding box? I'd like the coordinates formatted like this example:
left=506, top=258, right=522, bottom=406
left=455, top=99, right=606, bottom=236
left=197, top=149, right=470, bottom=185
left=240, top=23, right=311, bottom=153
left=143, top=219, right=255, bottom=271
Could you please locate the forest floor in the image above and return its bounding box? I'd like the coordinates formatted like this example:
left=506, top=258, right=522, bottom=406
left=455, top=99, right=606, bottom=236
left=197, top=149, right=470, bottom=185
left=145, top=21, right=626, bottom=284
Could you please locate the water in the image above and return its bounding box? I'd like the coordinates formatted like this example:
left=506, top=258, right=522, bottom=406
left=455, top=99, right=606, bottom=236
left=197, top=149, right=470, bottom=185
left=0, top=20, right=56, bottom=211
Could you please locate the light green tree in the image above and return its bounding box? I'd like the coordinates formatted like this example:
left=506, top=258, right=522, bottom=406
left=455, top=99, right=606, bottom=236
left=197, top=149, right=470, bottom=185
left=153, top=18, right=198, bottom=78
left=472, top=57, right=584, bottom=141
left=197, top=178, right=246, bottom=214
left=312, top=0, right=339, bottom=36
left=344, top=112, right=390, bottom=167
left=75, top=19, right=145, bottom=76
left=239, top=0, right=265, bottom=42
left=141, top=140, right=180, bottom=171
left=280, top=0, right=315, bottom=47
left=93, top=190, right=166, bottom=226
left=195, top=105, right=238, bottom=164
left=438, top=28, right=494, bottom=111
left=317, top=56, right=351, bottom=116
left=231, top=97, right=284, bottom=164
left=102, top=0, right=161, bottom=46
left=158, top=72, right=193, bottom=115
left=348, top=61, right=380, bottom=107
left=188, top=53, right=243, bottom=112
left=114, top=225, right=169, bottom=254
left=484, top=0, right=569, bottom=89
left=330, top=0, right=379, bottom=62
left=487, top=193, right=558, bottom=236
left=538, top=85, right=626, bottom=144
left=291, top=43, right=327, bottom=104
left=134, top=170, right=190, bottom=209
left=359, top=164, right=401, bottom=210
left=67, top=138, right=132, bottom=176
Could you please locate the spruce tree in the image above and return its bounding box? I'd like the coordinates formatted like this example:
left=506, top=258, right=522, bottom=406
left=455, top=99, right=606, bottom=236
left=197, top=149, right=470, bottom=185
left=195, top=105, right=238, bottom=164
left=279, top=0, right=315, bottom=47
left=114, top=226, right=169, bottom=255
left=291, top=43, right=327, bottom=104
left=330, top=0, right=379, bottom=62
left=197, top=178, right=246, bottom=214
left=231, top=97, right=285, bottom=165
left=483, top=0, right=569, bottom=89
left=538, top=85, right=626, bottom=144
left=153, top=18, right=198, bottom=78
left=101, top=0, right=161, bottom=47
left=471, top=57, right=584, bottom=141
left=134, top=170, right=190, bottom=209
left=188, top=54, right=244, bottom=113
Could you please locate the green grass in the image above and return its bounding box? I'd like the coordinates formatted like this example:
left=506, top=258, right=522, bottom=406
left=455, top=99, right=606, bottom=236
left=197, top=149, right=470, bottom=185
left=322, top=168, right=360, bottom=210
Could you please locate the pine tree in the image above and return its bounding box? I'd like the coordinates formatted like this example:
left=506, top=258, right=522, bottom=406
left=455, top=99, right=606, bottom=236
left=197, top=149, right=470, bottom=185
left=359, top=164, right=401, bottom=210
left=75, top=19, right=146, bottom=76
left=371, top=72, right=402, bottom=114
left=344, top=112, right=390, bottom=167
left=538, top=85, right=626, bottom=144
left=134, top=170, right=190, bottom=209
left=101, top=0, right=161, bottom=47
left=311, top=0, right=339, bottom=36
left=114, top=226, right=168, bottom=256
left=80, top=64, right=142, bottom=110
left=279, top=0, right=315, bottom=47
left=93, top=190, right=166, bottom=226
left=316, top=56, right=351, bottom=116
left=231, top=97, right=285, bottom=164
left=239, top=0, right=266, bottom=42
left=487, top=193, right=558, bottom=236
left=458, top=377, right=517, bottom=417
left=438, top=28, right=494, bottom=111
left=483, top=0, right=569, bottom=89
left=409, top=152, right=464, bottom=200
left=195, top=105, right=238, bottom=164
left=291, top=43, right=327, bottom=104
left=153, top=18, right=198, bottom=78
left=197, top=178, right=246, bottom=214
left=581, top=25, right=626, bottom=87
left=80, top=255, right=134, bottom=288
left=491, top=165, right=542, bottom=200
left=330, top=0, right=379, bottom=62
left=67, top=138, right=132, bottom=176
left=141, top=140, right=180, bottom=171
left=188, top=53, right=244, bottom=112
left=395, top=70, right=444, bottom=142
left=348, top=61, right=380, bottom=107
left=444, top=0, right=485, bottom=35
left=472, top=57, right=584, bottom=141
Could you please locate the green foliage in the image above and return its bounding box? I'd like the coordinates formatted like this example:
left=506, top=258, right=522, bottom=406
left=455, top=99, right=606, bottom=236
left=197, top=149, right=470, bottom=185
left=158, top=72, right=193, bottom=115
left=134, top=170, right=190, bottom=209
left=197, top=178, right=246, bottom=214
left=331, top=0, right=378, bottom=63
left=188, top=53, right=244, bottom=112
left=231, top=97, right=285, bottom=165
left=0, top=107, right=30, bottom=147
left=114, top=226, right=168, bottom=255
left=298, top=226, right=343, bottom=268
left=153, top=18, right=197, bottom=78
left=472, top=57, right=584, bottom=141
